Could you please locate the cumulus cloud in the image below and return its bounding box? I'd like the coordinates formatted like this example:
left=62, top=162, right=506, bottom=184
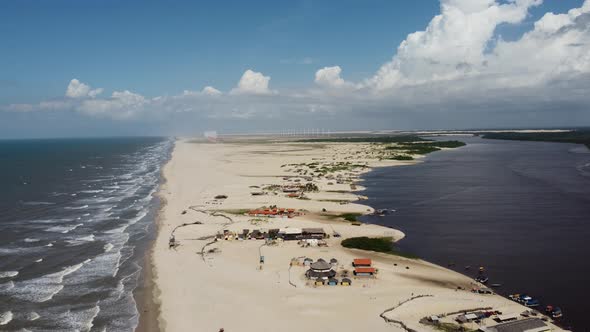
left=314, top=66, right=355, bottom=89
left=4, top=0, right=590, bottom=131
left=182, top=86, right=223, bottom=97
left=230, top=69, right=274, bottom=95
left=65, top=79, right=103, bottom=98
left=364, top=0, right=544, bottom=91
left=78, top=90, right=147, bottom=119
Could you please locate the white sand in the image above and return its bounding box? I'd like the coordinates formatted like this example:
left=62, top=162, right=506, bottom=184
left=150, top=139, right=564, bottom=332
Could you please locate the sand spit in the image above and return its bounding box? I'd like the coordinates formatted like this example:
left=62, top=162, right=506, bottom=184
left=147, top=138, right=565, bottom=332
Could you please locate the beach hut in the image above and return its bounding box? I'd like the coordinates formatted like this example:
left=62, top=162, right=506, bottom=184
left=341, top=278, right=352, bottom=286
left=314, top=278, right=325, bottom=286
left=353, top=258, right=372, bottom=267
left=353, top=267, right=376, bottom=277
left=329, top=258, right=338, bottom=266
left=303, top=258, right=313, bottom=266
left=327, top=278, right=339, bottom=286
left=306, top=259, right=336, bottom=279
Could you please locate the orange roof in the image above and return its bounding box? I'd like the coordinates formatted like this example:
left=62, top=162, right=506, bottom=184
left=287, top=208, right=295, bottom=212
left=354, top=267, right=376, bottom=273
left=353, top=258, right=372, bottom=266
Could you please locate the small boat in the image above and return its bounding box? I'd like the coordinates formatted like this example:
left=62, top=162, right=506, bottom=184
left=551, top=307, right=563, bottom=318
left=491, top=283, right=502, bottom=288
left=545, top=305, right=554, bottom=314
left=475, top=275, right=489, bottom=284
left=518, top=294, right=532, bottom=303
left=525, top=299, right=540, bottom=307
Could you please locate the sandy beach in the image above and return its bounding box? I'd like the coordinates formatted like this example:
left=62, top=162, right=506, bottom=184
left=143, top=138, right=566, bottom=332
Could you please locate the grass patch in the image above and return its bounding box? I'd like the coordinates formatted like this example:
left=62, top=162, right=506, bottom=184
left=341, top=237, right=419, bottom=259
left=298, top=135, right=429, bottom=143
left=338, top=213, right=362, bottom=222
left=219, top=209, right=251, bottom=215
left=388, top=155, right=414, bottom=161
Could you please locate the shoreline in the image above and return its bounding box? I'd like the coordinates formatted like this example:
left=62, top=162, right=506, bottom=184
left=135, top=145, right=172, bottom=332
left=144, top=138, right=566, bottom=332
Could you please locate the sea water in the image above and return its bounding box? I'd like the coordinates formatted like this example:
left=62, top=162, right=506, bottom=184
left=0, top=137, right=172, bottom=331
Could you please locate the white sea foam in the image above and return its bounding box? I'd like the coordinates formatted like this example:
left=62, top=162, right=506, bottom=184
left=66, top=234, right=95, bottom=245
left=26, top=311, right=40, bottom=321
left=35, top=258, right=43, bottom=263
left=46, top=243, right=54, bottom=247
left=8, top=260, right=88, bottom=303
left=24, top=238, right=40, bottom=243
left=65, top=205, right=89, bottom=210
left=0, top=311, right=13, bottom=325
left=45, top=223, right=83, bottom=234
left=0, top=271, right=19, bottom=278
left=104, top=243, right=114, bottom=252
left=0, top=281, right=15, bottom=291
left=80, top=189, right=104, bottom=194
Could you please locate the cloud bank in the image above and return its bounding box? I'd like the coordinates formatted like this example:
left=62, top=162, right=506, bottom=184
left=4, top=0, right=590, bottom=132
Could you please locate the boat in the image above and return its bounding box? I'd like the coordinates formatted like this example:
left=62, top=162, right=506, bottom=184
left=551, top=307, right=563, bottom=318
left=524, top=299, right=540, bottom=307
left=518, top=294, right=532, bottom=303
left=475, top=275, right=489, bottom=284
left=509, top=294, right=521, bottom=301
left=490, top=283, right=502, bottom=288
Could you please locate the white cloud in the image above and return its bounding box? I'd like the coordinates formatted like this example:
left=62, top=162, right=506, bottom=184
left=230, top=69, right=274, bottom=95
left=202, top=86, right=222, bottom=96
left=4, top=0, right=590, bottom=130
left=65, top=79, right=103, bottom=98
left=314, top=66, right=354, bottom=89
left=364, top=0, right=544, bottom=91
left=79, top=90, right=146, bottom=119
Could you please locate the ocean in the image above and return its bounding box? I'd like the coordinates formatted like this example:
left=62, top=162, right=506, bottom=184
left=360, top=136, right=590, bottom=331
left=0, top=137, right=173, bottom=331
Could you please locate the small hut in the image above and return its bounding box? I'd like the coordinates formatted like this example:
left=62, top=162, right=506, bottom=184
left=327, top=278, right=339, bottom=286
left=341, top=278, right=352, bottom=286
left=314, top=278, right=325, bottom=286
left=329, top=258, right=338, bottom=266
left=306, top=259, right=336, bottom=279
left=303, top=258, right=313, bottom=266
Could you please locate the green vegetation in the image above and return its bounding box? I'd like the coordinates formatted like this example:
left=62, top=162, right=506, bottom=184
left=341, top=237, right=419, bottom=259
left=220, top=209, right=251, bottom=215
left=338, top=213, right=362, bottom=222
left=298, top=135, right=429, bottom=143
left=388, top=155, right=414, bottom=161
left=385, top=141, right=466, bottom=155
left=482, top=130, right=590, bottom=149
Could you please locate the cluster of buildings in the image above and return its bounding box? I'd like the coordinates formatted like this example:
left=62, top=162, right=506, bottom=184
left=302, top=257, right=378, bottom=287
left=217, top=227, right=327, bottom=242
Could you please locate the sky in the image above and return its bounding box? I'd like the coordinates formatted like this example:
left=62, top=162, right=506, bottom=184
left=1, top=0, right=589, bottom=138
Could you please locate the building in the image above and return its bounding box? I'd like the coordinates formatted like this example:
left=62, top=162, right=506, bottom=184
left=341, top=278, right=352, bottom=286
left=301, top=228, right=326, bottom=240
left=353, top=267, right=376, bottom=276
left=306, top=259, right=336, bottom=279
left=352, top=258, right=372, bottom=267
left=278, top=228, right=302, bottom=240
left=479, top=318, right=550, bottom=332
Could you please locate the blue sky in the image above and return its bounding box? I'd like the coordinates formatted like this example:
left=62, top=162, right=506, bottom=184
left=1, top=0, right=589, bottom=137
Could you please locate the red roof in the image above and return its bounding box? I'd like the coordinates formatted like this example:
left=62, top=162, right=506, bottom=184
left=353, top=258, right=372, bottom=266
left=354, top=267, right=376, bottom=274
